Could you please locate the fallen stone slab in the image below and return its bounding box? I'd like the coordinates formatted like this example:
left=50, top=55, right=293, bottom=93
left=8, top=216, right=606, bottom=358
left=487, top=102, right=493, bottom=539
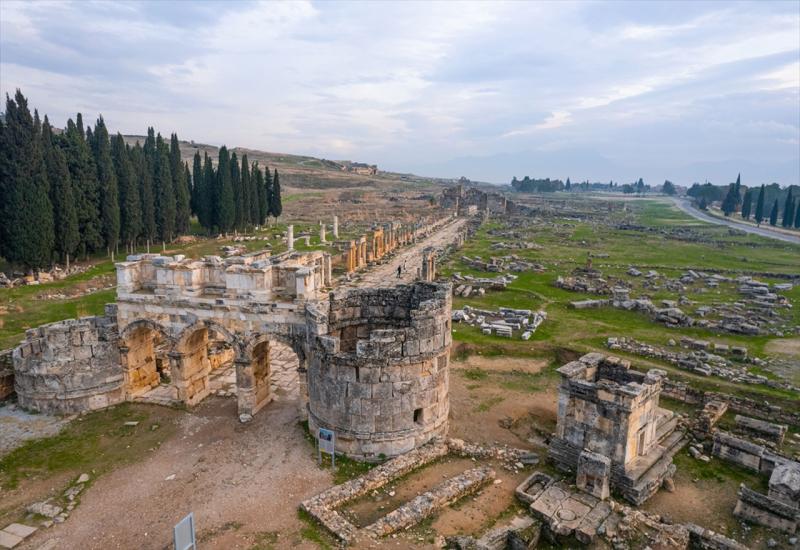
left=0, top=531, right=23, bottom=549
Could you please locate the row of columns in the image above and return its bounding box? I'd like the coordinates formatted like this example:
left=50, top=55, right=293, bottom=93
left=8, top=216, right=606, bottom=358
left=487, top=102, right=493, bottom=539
left=287, top=216, right=340, bottom=250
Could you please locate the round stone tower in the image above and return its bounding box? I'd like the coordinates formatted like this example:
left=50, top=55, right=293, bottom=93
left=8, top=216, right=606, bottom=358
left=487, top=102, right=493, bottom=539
left=307, top=282, right=451, bottom=459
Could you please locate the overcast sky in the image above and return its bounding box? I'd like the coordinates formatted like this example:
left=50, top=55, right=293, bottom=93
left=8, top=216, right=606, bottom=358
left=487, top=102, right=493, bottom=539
left=2, top=0, right=798, bottom=185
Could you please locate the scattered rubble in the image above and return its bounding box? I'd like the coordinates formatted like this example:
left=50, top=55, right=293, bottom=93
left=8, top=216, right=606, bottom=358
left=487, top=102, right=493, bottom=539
left=452, top=305, right=546, bottom=339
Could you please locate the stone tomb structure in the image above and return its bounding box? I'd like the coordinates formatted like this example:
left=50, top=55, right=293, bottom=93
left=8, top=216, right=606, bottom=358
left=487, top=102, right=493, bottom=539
left=13, top=247, right=454, bottom=459
left=549, top=353, right=684, bottom=505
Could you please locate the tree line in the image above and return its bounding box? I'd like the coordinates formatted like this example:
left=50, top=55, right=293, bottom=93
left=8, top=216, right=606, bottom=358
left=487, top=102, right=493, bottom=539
left=0, top=90, right=282, bottom=270
left=699, top=173, right=799, bottom=229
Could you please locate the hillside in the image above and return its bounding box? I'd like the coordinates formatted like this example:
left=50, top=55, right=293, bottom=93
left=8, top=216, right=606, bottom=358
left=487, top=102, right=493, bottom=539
left=121, top=135, right=461, bottom=193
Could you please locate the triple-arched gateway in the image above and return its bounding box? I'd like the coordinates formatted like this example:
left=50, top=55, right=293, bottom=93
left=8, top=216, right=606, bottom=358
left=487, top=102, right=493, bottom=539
left=13, top=248, right=453, bottom=459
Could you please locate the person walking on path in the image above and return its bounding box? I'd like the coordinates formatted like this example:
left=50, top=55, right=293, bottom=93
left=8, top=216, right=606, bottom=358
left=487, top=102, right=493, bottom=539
left=397, top=265, right=402, bottom=279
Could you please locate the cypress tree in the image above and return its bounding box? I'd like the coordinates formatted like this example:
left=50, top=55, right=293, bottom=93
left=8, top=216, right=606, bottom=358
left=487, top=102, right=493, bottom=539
left=43, top=117, right=79, bottom=266
left=191, top=150, right=202, bottom=218
left=269, top=169, right=282, bottom=221
left=92, top=116, right=120, bottom=254
left=170, top=134, right=190, bottom=235
left=230, top=152, right=244, bottom=230
left=740, top=188, right=752, bottom=220
left=131, top=142, right=156, bottom=248
left=754, top=184, right=765, bottom=224
left=154, top=136, right=175, bottom=242
left=253, top=163, right=267, bottom=226
left=244, top=155, right=259, bottom=226
left=64, top=114, right=102, bottom=257
left=769, top=199, right=778, bottom=226
left=0, top=92, right=55, bottom=269
left=261, top=164, right=272, bottom=225
left=795, top=199, right=800, bottom=229
left=565, top=177, right=571, bottom=191
left=216, top=146, right=235, bottom=233
left=202, top=152, right=215, bottom=233
left=111, top=134, right=141, bottom=250
left=239, top=154, right=252, bottom=227
left=721, top=183, right=737, bottom=216
left=733, top=173, right=741, bottom=209
left=781, top=189, right=794, bottom=228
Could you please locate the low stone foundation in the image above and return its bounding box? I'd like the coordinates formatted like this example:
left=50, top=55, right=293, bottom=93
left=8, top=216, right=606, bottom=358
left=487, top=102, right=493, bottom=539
left=362, top=467, right=494, bottom=538
left=301, top=438, right=526, bottom=545
left=733, top=484, right=799, bottom=534
left=13, top=306, right=124, bottom=414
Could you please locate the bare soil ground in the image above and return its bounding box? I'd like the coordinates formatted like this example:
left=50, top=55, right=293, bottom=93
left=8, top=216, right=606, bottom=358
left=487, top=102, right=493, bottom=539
left=22, top=398, right=331, bottom=550
left=449, top=356, right=557, bottom=450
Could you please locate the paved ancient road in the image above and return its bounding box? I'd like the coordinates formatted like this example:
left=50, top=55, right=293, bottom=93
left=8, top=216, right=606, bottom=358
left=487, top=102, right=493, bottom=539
left=352, top=218, right=468, bottom=287
left=672, top=198, right=800, bottom=245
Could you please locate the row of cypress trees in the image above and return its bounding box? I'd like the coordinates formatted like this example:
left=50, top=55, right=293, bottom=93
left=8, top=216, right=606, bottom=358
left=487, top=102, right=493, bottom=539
left=741, top=184, right=799, bottom=228
left=0, top=90, right=283, bottom=270
left=190, top=146, right=281, bottom=235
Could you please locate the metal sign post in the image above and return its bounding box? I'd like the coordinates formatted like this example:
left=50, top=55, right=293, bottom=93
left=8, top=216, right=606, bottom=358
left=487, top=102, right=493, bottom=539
left=318, top=427, right=336, bottom=469
left=174, top=512, right=196, bottom=550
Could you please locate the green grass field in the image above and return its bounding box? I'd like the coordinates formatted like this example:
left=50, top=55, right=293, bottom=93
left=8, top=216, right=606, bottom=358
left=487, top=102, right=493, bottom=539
left=442, top=197, right=800, bottom=412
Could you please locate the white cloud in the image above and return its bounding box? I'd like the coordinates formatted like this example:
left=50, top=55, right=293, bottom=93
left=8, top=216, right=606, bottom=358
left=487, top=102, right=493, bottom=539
left=1, top=0, right=797, bottom=184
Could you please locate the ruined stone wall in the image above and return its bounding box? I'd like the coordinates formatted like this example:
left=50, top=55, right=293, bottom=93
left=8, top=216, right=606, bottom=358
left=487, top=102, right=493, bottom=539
left=0, top=349, right=14, bottom=400
left=13, top=305, right=124, bottom=414
left=307, top=282, right=452, bottom=459
left=663, top=380, right=800, bottom=427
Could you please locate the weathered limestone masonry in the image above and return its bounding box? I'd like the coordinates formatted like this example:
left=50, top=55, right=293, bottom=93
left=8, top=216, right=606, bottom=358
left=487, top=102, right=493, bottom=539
left=114, top=249, right=332, bottom=417
left=734, top=459, right=800, bottom=534
left=301, top=438, right=526, bottom=545
left=306, top=282, right=452, bottom=459
left=420, top=247, right=436, bottom=282
left=0, top=349, right=14, bottom=400
left=549, top=353, right=685, bottom=505
left=13, top=305, right=124, bottom=413
left=11, top=242, right=454, bottom=463
left=336, top=215, right=456, bottom=275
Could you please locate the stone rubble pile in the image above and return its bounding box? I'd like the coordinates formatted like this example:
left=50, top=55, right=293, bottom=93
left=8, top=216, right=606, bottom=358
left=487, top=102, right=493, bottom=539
left=489, top=241, right=542, bottom=251
left=606, top=337, right=799, bottom=392
left=220, top=244, right=247, bottom=256
left=452, top=306, right=546, bottom=339
left=451, top=272, right=516, bottom=296
left=0, top=265, right=88, bottom=288
left=461, top=255, right=544, bottom=273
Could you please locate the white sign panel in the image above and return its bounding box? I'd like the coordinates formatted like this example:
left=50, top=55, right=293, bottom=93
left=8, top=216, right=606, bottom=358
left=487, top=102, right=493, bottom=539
left=174, top=512, right=196, bottom=550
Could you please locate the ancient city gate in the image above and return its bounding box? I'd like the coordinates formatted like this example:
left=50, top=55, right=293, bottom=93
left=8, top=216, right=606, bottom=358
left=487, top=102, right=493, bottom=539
left=14, top=243, right=453, bottom=459
left=115, top=249, right=332, bottom=418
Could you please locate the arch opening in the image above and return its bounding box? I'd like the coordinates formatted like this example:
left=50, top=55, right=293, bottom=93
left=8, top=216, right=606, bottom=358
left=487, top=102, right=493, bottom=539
left=236, top=335, right=305, bottom=419
left=121, top=323, right=171, bottom=399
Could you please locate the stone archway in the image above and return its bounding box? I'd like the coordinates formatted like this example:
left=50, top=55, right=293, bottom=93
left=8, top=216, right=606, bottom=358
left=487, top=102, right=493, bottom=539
left=119, top=320, right=173, bottom=399
left=173, top=321, right=238, bottom=407
left=237, top=332, right=307, bottom=420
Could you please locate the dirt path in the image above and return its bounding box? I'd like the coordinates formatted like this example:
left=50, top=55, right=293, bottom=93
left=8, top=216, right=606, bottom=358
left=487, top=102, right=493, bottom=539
left=353, top=218, right=467, bottom=287
left=25, top=398, right=331, bottom=550
left=672, top=197, right=800, bottom=244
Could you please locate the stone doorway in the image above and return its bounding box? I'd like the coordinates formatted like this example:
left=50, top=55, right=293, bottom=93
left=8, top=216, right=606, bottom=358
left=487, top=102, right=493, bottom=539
left=119, top=322, right=171, bottom=400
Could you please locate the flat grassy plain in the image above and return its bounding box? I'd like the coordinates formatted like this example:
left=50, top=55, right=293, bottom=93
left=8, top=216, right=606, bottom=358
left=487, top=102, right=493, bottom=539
left=441, top=196, right=800, bottom=412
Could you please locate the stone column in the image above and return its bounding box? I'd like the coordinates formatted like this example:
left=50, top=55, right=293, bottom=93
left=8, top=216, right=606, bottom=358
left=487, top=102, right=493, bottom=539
left=324, top=254, right=332, bottom=286
left=333, top=215, right=339, bottom=238
left=320, top=223, right=326, bottom=243
left=287, top=225, right=294, bottom=250
left=235, top=358, right=255, bottom=421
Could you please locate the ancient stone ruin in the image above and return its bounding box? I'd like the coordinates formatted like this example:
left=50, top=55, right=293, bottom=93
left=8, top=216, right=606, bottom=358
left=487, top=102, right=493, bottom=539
left=306, top=283, right=452, bottom=459
left=11, top=246, right=453, bottom=460
left=549, top=353, right=685, bottom=505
